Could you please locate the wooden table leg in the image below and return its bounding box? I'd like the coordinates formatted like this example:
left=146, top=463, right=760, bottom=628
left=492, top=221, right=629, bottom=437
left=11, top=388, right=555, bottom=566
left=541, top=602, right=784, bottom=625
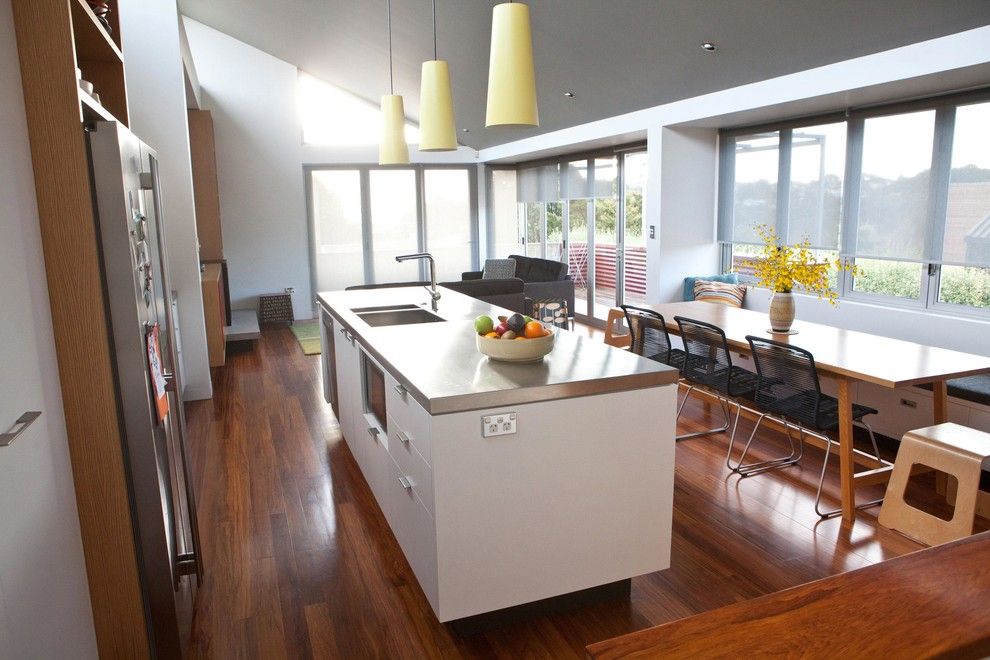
left=837, top=378, right=856, bottom=521
left=933, top=380, right=949, bottom=424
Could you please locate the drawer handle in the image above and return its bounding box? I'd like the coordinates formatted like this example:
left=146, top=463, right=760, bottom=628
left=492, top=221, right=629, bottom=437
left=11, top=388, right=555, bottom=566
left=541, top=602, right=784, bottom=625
left=367, top=426, right=380, bottom=439
left=1, top=411, right=41, bottom=448
left=396, top=430, right=410, bottom=444
left=393, top=383, right=407, bottom=397
left=398, top=476, right=413, bottom=490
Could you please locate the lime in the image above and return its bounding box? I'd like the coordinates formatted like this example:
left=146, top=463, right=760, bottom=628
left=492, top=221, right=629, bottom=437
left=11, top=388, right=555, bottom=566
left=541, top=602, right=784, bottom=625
left=474, top=315, right=495, bottom=335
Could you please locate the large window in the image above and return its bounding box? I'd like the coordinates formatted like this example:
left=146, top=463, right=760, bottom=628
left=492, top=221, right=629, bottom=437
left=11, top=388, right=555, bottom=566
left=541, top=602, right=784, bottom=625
left=719, top=92, right=990, bottom=315
left=308, top=165, right=477, bottom=293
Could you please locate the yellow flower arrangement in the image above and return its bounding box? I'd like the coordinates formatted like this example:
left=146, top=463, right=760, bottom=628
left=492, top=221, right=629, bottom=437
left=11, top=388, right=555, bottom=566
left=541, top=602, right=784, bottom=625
left=742, top=225, right=857, bottom=305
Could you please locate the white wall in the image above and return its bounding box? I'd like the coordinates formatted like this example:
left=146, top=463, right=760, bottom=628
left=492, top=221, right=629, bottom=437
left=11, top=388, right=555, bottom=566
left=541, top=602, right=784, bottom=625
left=651, top=126, right=720, bottom=303
left=183, top=18, right=479, bottom=319
left=120, top=1, right=212, bottom=400
left=0, top=1, right=98, bottom=656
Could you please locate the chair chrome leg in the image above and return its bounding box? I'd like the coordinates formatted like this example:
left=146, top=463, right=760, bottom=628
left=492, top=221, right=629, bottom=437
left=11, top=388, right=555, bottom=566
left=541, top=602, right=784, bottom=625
left=677, top=389, right=731, bottom=441
left=814, top=422, right=885, bottom=519
left=730, top=415, right=804, bottom=477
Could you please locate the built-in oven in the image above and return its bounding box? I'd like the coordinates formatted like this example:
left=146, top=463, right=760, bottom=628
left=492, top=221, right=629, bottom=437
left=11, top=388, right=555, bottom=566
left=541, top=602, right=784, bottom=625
left=362, top=353, right=388, bottom=433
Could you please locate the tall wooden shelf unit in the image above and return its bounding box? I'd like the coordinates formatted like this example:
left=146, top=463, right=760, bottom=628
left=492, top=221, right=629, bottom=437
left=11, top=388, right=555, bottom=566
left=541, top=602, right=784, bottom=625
left=11, top=1, right=150, bottom=657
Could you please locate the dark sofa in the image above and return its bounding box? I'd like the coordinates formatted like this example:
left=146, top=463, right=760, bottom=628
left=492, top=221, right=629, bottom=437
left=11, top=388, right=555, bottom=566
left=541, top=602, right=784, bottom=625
left=460, top=254, right=575, bottom=317
left=439, top=278, right=526, bottom=313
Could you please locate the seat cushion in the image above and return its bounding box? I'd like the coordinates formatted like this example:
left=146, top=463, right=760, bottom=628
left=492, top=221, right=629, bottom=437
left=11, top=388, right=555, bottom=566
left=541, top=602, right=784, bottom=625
left=682, top=273, right=739, bottom=301
left=694, top=280, right=747, bottom=307
left=482, top=258, right=516, bottom=280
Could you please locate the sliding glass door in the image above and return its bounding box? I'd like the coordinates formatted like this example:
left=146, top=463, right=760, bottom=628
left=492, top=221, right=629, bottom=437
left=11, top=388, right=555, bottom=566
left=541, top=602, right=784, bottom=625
left=487, top=148, right=648, bottom=321
left=308, top=165, right=478, bottom=293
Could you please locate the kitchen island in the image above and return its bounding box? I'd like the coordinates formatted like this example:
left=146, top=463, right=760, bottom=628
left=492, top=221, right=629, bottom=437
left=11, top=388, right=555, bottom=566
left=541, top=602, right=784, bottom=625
left=318, top=286, right=679, bottom=626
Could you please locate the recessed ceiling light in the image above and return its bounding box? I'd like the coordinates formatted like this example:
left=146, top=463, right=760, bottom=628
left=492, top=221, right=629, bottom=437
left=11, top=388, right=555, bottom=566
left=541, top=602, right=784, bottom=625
left=462, top=128, right=470, bottom=133
left=563, top=91, right=575, bottom=98
left=701, top=42, right=717, bottom=52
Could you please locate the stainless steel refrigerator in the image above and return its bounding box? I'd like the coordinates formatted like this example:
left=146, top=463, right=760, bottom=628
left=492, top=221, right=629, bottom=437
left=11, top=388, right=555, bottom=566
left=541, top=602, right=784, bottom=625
left=86, top=120, right=202, bottom=658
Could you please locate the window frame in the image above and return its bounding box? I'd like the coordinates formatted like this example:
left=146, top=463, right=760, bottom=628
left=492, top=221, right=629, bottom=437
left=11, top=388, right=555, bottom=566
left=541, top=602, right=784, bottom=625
left=718, top=87, right=990, bottom=320
left=305, top=163, right=479, bottom=295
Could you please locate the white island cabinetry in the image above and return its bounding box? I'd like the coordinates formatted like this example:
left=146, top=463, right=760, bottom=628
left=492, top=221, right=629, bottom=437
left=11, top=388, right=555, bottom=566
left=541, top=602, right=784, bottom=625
left=318, top=289, right=678, bottom=623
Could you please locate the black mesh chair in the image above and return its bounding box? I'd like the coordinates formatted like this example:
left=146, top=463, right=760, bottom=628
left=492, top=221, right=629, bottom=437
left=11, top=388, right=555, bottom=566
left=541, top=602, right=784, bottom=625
left=620, top=305, right=685, bottom=371
left=674, top=316, right=758, bottom=442
left=744, top=335, right=884, bottom=518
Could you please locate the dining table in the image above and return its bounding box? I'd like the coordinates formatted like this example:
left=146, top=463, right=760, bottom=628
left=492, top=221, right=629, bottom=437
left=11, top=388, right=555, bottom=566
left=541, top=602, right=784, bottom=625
left=645, top=301, right=990, bottom=521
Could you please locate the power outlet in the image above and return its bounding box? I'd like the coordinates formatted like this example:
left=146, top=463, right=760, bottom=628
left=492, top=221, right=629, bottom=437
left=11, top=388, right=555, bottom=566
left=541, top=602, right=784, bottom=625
left=284, top=287, right=295, bottom=294
left=482, top=412, right=517, bottom=437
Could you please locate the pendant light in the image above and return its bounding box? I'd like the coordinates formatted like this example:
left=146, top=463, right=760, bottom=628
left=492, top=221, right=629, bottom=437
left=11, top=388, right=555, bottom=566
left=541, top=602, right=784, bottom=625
left=485, top=1, right=539, bottom=127
left=380, top=0, right=410, bottom=164
left=418, top=0, right=457, bottom=151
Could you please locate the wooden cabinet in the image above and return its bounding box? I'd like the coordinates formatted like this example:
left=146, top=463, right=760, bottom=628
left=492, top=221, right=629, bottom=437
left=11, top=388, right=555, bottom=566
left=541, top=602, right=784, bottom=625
left=187, top=109, right=223, bottom=262
left=201, top=263, right=225, bottom=367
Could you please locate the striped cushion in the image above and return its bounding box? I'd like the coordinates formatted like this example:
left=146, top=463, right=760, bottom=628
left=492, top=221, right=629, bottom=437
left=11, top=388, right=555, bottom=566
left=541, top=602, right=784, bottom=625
left=694, top=280, right=746, bottom=307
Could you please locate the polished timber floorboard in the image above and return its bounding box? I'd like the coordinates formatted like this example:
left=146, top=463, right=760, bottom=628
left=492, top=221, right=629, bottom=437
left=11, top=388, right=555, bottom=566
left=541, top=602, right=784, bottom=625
left=185, top=327, right=927, bottom=659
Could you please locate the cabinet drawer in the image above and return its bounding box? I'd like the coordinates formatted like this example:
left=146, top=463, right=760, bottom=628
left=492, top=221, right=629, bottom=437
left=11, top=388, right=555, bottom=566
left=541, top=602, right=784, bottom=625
left=385, top=372, right=432, bottom=464
left=383, top=452, right=438, bottom=609
left=386, top=414, right=434, bottom=516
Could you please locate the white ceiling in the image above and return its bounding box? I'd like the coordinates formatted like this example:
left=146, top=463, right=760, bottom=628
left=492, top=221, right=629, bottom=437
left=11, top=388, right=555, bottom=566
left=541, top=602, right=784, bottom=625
left=178, top=0, right=990, bottom=150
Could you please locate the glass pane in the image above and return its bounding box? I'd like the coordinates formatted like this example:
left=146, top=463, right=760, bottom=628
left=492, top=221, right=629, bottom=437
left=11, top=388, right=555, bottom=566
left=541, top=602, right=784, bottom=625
left=310, top=169, right=365, bottom=290
left=545, top=202, right=563, bottom=262
left=369, top=169, right=419, bottom=284
left=623, top=151, right=648, bottom=305
left=569, top=198, right=590, bottom=316
left=424, top=169, right=473, bottom=281
left=856, top=110, right=935, bottom=261
left=730, top=243, right=762, bottom=280
left=525, top=203, right=543, bottom=257
left=732, top=132, right=779, bottom=244
left=490, top=169, right=522, bottom=258
left=592, top=157, right=619, bottom=318
left=788, top=122, right=845, bottom=249
left=944, top=101, right=990, bottom=267
left=937, top=265, right=990, bottom=309
left=852, top=258, right=922, bottom=299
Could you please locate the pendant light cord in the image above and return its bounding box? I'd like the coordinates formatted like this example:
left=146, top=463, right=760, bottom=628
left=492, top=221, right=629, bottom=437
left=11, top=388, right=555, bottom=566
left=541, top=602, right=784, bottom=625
left=387, top=0, right=394, bottom=94
left=432, top=0, right=437, bottom=61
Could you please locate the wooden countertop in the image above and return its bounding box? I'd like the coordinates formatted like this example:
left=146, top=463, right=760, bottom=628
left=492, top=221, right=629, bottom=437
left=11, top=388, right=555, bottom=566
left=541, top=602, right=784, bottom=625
left=586, top=531, right=990, bottom=659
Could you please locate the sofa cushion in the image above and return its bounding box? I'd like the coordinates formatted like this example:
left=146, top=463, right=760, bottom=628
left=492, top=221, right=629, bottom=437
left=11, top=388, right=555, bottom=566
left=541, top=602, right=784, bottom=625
left=694, top=280, right=746, bottom=307
left=683, top=273, right=739, bottom=301
left=918, top=375, right=990, bottom=407
left=508, top=254, right=568, bottom=282
left=483, top=258, right=516, bottom=280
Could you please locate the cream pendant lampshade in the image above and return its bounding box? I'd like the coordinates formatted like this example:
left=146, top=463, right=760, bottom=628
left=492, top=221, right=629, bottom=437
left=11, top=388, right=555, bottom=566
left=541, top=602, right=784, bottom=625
left=485, top=1, right=539, bottom=127
left=379, top=94, right=410, bottom=164
left=419, top=60, right=456, bottom=150
left=379, top=0, right=410, bottom=165
left=418, top=0, right=457, bottom=151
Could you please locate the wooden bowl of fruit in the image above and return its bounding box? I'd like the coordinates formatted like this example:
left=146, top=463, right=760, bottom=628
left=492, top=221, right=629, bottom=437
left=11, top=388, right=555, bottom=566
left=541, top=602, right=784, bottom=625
left=475, top=313, right=555, bottom=363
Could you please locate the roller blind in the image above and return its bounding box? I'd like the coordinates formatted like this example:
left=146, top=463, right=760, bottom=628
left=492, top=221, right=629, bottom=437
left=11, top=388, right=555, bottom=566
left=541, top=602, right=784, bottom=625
left=942, top=101, right=990, bottom=268
left=517, top=164, right=559, bottom=203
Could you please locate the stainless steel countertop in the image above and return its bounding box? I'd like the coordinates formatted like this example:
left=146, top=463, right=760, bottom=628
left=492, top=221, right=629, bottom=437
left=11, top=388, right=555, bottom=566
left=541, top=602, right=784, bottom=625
left=318, top=287, right=679, bottom=415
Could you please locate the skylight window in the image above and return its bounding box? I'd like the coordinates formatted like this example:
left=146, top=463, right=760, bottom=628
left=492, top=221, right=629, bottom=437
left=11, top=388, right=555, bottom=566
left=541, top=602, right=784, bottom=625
left=298, top=72, right=420, bottom=146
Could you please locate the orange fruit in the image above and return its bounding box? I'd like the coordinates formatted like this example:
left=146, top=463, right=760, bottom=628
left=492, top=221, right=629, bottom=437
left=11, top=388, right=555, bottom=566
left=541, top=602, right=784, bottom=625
left=523, top=321, right=544, bottom=338
left=514, top=336, right=527, bottom=340
left=484, top=331, right=498, bottom=339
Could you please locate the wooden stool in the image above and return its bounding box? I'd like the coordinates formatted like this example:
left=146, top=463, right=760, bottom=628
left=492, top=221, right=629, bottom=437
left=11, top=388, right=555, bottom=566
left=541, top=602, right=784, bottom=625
left=603, top=308, right=630, bottom=349
left=879, top=423, right=990, bottom=546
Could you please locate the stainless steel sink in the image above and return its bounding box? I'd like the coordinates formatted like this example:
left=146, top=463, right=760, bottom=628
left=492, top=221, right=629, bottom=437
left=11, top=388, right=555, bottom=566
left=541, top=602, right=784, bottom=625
left=350, top=304, right=421, bottom=314
left=355, top=307, right=445, bottom=327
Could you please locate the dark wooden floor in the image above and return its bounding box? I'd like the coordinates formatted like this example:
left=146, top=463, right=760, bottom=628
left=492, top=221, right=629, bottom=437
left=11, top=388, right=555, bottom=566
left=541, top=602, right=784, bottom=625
left=184, top=326, right=926, bottom=659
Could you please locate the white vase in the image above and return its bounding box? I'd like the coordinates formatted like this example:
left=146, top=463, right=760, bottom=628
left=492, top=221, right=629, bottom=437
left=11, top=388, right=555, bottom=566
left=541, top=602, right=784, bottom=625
left=769, top=291, right=795, bottom=333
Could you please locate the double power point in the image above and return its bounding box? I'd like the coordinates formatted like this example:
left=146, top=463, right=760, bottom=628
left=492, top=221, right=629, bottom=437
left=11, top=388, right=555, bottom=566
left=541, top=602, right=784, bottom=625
left=482, top=412, right=517, bottom=437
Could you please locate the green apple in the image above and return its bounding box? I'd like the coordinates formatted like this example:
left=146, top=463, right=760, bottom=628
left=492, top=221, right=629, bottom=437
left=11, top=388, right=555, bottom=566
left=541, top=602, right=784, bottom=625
left=474, top=315, right=495, bottom=335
